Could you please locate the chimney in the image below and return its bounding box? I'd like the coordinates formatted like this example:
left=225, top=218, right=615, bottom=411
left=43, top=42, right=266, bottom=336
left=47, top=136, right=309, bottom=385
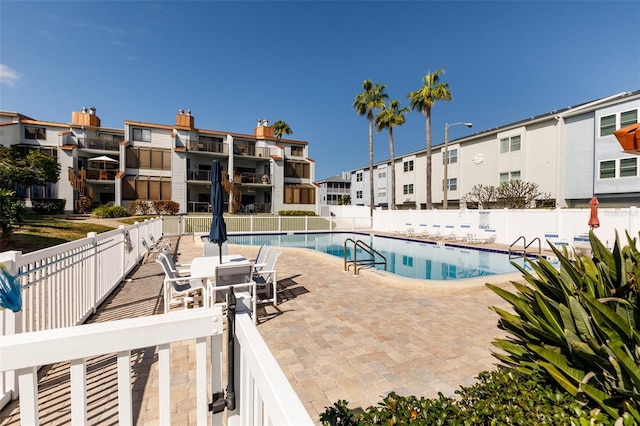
left=254, top=117, right=273, bottom=138
left=176, top=108, right=195, bottom=129
left=71, top=106, right=101, bottom=127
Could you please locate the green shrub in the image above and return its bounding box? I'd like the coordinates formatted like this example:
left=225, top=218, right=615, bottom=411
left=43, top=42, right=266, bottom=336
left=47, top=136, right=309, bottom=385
left=31, top=198, right=66, bottom=214
left=92, top=205, right=129, bottom=219
left=487, top=231, right=640, bottom=422
left=320, top=368, right=613, bottom=425
left=127, top=200, right=179, bottom=215
left=278, top=210, right=316, bottom=216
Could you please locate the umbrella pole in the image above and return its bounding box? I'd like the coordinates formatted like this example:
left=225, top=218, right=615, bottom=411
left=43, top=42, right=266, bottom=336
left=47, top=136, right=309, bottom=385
left=219, top=243, right=223, bottom=264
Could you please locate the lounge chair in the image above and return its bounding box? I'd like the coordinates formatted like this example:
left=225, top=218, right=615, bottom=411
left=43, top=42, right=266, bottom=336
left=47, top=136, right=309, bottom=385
left=453, top=224, right=473, bottom=242
left=572, top=235, right=591, bottom=257
left=440, top=225, right=456, bottom=240
left=149, top=234, right=171, bottom=251
left=141, top=237, right=164, bottom=263
left=471, top=229, right=497, bottom=244
left=156, top=254, right=207, bottom=312
left=425, top=224, right=442, bottom=239
left=404, top=223, right=415, bottom=237
left=544, top=232, right=571, bottom=250
left=254, top=249, right=282, bottom=307
left=416, top=224, right=429, bottom=238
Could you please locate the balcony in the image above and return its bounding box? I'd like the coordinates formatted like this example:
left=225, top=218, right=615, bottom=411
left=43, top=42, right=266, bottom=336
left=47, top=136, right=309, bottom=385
left=77, top=137, right=122, bottom=151
left=233, top=144, right=272, bottom=158
left=85, top=168, right=117, bottom=180
left=188, top=139, right=228, bottom=154
left=232, top=172, right=272, bottom=185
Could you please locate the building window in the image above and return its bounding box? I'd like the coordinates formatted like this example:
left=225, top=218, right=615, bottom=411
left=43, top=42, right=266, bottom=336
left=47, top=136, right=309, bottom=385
left=378, top=169, right=386, bottom=178
left=620, top=158, right=638, bottom=177
left=442, top=149, right=458, bottom=165
left=403, top=160, right=414, bottom=172
left=283, top=184, right=315, bottom=204
left=122, top=176, right=171, bottom=200
left=356, top=190, right=363, bottom=199
left=443, top=178, right=457, bottom=191
left=620, top=110, right=638, bottom=128
left=291, top=146, right=303, bottom=156
left=499, top=171, right=521, bottom=184
left=132, top=128, right=151, bottom=142
left=600, top=115, right=616, bottom=136
left=377, top=189, right=386, bottom=197
left=24, top=126, right=46, bottom=140
left=285, top=160, right=310, bottom=178
left=500, top=135, right=521, bottom=153
left=356, top=172, right=363, bottom=182
left=126, top=147, right=171, bottom=170
left=403, top=184, right=414, bottom=195
left=599, top=160, right=616, bottom=179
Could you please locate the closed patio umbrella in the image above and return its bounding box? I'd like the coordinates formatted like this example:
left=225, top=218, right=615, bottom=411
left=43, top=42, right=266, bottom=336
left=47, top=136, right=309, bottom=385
left=588, top=196, right=600, bottom=230
left=613, top=122, right=640, bottom=155
left=208, top=160, right=227, bottom=263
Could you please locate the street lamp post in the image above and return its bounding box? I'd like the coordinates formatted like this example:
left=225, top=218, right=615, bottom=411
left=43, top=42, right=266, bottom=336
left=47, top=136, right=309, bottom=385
left=443, top=121, right=473, bottom=209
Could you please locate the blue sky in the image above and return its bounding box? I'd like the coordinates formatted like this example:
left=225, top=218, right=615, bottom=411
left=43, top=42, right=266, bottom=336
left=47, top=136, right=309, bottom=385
left=1, top=1, right=639, bottom=180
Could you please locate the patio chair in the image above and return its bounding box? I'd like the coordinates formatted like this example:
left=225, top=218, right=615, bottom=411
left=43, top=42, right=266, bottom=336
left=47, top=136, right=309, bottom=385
left=149, top=234, right=171, bottom=251
left=141, top=237, right=164, bottom=263
left=254, top=249, right=282, bottom=307
left=155, top=255, right=206, bottom=312
left=572, top=235, right=591, bottom=257
left=203, top=241, right=228, bottom=257
left=250, top=245, right=272, bottom=273
left=157, top=250, right=191, bottom=275
left=472, top=229, right=497, bottom=244
left=440, top=225, right=457, bottom=240
left=416, top=224, right=429, bottom=238
left=425, top=224, right=442, bottom=239
left=544, top=232, right=571, bottom=250
left=210, top=262, right=257, bottom=323
left=453, top=224, right=473, bottom=242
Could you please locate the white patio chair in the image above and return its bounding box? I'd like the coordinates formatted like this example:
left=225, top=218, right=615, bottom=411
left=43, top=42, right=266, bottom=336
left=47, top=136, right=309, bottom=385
left=440, top=225, right=456, bottom=240
left=416, top=224, right=429, bottom=238
left=453, top=224, right=473, bottom=242
left=425, top=224, right=442, bottom=239
left=251, top=245, right=272, bottom=273
left=572, top=235, right=591, bottom=257
left=472, top=229, right=497, bottom=244
left=157, top=250, right=191, bottom=275
left=210, top=262, right=256, bottom=323
left=156, top=255, right=206, bottom=312
left=254, top=249, right=282, bottom=307
left=141, top=237, right=164, bottom=263
left=149, top=234, right=171, bottom=251
left=544, top=232, right=571, bottom=250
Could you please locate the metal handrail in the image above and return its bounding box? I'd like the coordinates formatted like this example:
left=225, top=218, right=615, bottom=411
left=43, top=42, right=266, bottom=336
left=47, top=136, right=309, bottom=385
left=343, top=238, right=387, bottom=275
left=509, top=236, right=541, bottom=259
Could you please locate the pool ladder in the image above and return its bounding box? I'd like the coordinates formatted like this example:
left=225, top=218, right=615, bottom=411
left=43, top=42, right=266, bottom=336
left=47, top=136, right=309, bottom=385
left=509, top=236, right=542, bottom=259
left=343, top=238, right=387, bottom=275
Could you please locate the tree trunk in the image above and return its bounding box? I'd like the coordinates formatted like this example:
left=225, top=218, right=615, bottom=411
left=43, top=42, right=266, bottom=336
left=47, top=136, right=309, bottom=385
left=389, top=128, right=395, bottom=210
left=368, top=115, right=374, bottom=218
left=425, top=109, right=432, bottom=209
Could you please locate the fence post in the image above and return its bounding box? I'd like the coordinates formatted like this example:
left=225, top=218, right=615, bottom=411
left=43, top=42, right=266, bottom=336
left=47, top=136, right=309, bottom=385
left=0, top=251, right=23, bottom=403
left=88, top=232, right=98, bottom=314
left=119, top=226, right=127, bottom=279
left=278, top=216, right=282, bottom=233
left=305, top=216, right=308, bottom=232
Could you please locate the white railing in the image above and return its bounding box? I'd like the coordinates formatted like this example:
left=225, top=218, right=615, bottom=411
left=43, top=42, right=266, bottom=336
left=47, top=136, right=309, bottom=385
left=162, top=214, right=372, bottom=236
left=0, top=218, right=164, bottom=408
left=0, top=307, right=223, bottom=426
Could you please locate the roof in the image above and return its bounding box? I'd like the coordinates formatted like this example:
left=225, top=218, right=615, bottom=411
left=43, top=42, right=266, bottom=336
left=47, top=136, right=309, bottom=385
left=317, top=174, right=350, bottom=183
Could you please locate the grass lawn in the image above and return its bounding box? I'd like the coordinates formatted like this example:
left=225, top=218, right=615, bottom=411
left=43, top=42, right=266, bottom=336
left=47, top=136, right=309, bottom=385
left=1, top=216, right=117, bottom=253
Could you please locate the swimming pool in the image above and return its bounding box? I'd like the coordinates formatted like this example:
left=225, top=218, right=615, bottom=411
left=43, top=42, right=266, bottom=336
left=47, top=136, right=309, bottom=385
left=227, top=232, right=530, bottom=281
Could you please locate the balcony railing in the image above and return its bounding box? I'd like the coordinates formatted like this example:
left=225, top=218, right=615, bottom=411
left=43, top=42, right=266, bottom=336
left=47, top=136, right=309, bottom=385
left=186, top=202, right=272, bottom=214
left=233, top=145, right=272, bottom=158
left=188, top=140, right=228, bottom=154
left=232, top=172, right=272, bottom=185
left=77, top=138, right=121, bottom=151
left=85, top=168, right=117, bottom=180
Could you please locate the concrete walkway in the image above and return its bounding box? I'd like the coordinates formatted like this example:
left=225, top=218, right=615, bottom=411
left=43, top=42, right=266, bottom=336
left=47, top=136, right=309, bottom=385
left=1, top=233, right=514, bottom=425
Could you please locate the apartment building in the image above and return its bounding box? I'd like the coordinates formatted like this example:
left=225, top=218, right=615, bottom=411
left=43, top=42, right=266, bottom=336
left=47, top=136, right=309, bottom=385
left=347, top=90, right=640, bottom=210
left=0, top=108, right=318, bottom=214
left=317, top=172, right=351, bottom=205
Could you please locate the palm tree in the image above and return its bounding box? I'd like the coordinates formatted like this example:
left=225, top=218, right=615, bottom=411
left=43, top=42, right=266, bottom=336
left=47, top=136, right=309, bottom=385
left=272, top=120, right=293, bottom=140
left=353, top=80, right=388, bottom=217
left=375, top=99, right=408, bottom=210
left=407, top=68, right=451, bottom=209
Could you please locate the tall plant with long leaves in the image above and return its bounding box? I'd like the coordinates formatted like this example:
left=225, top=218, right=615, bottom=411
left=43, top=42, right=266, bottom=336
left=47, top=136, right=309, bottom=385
left=487, top=231, right=640, bottom=422
left=353, top=80, right=388, bottom=218
left=375, top=99, right=408, bottom=210
left=272, top=120, right=293, bottom=140
left=407, top=69, right=451, bottom=209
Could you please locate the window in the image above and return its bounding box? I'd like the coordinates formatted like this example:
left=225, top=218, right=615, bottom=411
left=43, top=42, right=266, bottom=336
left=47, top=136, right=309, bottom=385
left=621, top=110, right=638, bottom=128
left=283, top=184, right=315, bottom=204
left=356, top=172, right=363, bottom=182
left=403, top=160, right=414, bottom=172
left=356, top=190, right=363, bottom=199
left=403, top=184, right=414, bottom=194
left=122, top=176, right=171, bottom=200
left=378, top=169, right=386, bottom=178
left=24, top=126, right=46, bottom=140
left=377, top=189, right=386, bottom=197
left=290, top=146, right=303, bottom=156
left=444, top=178, right=457, bottom=191
left=600, top=115, right=616, bottom=136
left=500, top=171, right=521, bottom=184
left=442, top=149, right=458, bottom=165
left=500, top=135, right=521, bottom=153
left=599, top=160, right=616, bottom=179
left=620, top=158, right=638, bottom=177
left=126, top=147, right=171, bottom=170
left=132, top=128, right=151, bottom=142
left=285, top=160, right=310, bottom=178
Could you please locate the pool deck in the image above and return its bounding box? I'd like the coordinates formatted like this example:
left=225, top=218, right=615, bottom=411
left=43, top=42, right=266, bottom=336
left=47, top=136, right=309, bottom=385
left=0, top=233, right=526, bottom=425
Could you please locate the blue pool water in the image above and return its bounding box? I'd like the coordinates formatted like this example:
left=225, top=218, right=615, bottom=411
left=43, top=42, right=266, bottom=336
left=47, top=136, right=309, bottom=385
left=227, top=232, right=529, bottom=280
